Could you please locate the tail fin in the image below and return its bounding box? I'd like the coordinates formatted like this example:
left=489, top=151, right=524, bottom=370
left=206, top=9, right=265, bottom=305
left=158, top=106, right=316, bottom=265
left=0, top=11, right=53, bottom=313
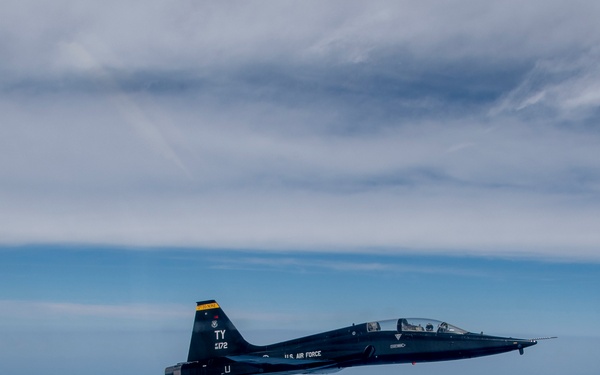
left=187, top=300, right=254, bottom=362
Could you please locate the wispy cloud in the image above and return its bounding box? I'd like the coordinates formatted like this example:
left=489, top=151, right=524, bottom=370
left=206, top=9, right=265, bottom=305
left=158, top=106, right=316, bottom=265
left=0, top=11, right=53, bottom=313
left=491, top=48, right=600, bottom=121
left=0, top=300, right=189, bottom=319
left=209, top=255, right=490, bottom=278
left=1, top=1, right=599, bottom=260
left=0, top=300, right=189, bottom=326
left=56, top=41, right=191, bottom=175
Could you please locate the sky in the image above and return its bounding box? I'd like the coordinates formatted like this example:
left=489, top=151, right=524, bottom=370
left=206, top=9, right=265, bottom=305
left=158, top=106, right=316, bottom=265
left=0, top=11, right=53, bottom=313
left=1, top=1, right=600, bottom=374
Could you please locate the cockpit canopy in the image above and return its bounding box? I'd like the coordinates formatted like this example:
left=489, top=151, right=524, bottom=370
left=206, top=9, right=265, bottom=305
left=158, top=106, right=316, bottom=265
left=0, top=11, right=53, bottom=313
left=366, top=318, right=468, bottom=335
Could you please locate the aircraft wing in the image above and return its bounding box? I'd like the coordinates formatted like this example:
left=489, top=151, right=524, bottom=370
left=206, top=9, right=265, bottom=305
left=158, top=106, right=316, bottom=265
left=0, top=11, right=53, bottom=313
left=226, top=355, right=340, bottom=374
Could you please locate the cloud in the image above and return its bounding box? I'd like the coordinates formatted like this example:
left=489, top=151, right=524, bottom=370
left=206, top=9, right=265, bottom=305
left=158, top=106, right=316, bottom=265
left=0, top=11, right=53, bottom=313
left=209, top=255, right=491, bottom=278
left=1, top=1, right=599, bottom=260
left=491, top=48, right=600, bottom=121
left=3, top=1, right=600, bottom=82
left=0, top=300, right=190, bottom=331
left=2, top=91, right=600, bottom=259
left=0, top=300, right=188, bottom=319
left=2, top=95, right=598, bottom=259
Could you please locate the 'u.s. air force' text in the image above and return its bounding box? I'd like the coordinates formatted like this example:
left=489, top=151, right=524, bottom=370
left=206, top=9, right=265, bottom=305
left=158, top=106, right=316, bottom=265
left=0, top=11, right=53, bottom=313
left=284, top=351, right=322, bottom=359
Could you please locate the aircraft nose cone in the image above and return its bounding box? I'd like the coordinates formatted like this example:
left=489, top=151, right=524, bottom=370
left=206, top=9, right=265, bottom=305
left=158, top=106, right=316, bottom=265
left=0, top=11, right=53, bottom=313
left=516, top=339, right=537, bottom=355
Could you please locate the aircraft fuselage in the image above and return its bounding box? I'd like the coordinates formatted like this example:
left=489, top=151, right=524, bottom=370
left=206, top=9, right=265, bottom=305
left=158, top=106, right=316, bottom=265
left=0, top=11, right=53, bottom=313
left=166, top=301, right=538, bottom=375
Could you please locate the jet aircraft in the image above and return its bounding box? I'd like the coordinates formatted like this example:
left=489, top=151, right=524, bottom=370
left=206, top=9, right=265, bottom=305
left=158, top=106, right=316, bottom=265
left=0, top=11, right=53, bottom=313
left=166, top=300, right=546, bottom=375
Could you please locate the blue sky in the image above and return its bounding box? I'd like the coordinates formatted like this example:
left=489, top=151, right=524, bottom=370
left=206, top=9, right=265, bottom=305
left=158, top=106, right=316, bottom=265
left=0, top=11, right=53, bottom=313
left=1, top=1, right=600, bottom=374
left=1, top=247, right=598, bottom=374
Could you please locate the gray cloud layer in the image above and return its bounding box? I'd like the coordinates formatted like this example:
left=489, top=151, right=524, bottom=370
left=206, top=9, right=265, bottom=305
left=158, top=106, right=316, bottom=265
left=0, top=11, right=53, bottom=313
left=2, top=1, right=600, bottom=259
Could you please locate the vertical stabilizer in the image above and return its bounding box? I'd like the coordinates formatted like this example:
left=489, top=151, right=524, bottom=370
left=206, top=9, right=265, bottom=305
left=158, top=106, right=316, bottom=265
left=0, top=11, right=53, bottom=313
left=187, top=300, right=254, bottom=362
